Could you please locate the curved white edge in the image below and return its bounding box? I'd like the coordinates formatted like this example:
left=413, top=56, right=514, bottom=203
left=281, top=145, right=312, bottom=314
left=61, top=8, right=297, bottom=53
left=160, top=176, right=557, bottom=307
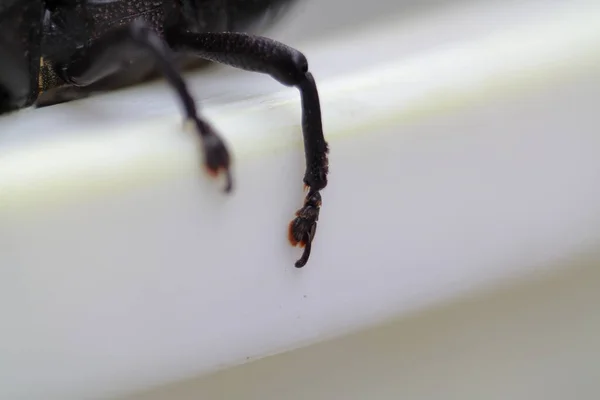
left=2, top=1, right=600, bottom=399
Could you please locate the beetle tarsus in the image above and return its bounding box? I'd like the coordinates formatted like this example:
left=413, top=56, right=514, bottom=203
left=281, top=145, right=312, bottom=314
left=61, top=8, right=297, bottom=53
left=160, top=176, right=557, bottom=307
left=289, top=191, right=321, bottom=268
left=196, top=118, right=232, bottom=193
left=295, top=235, right=313, bottom=268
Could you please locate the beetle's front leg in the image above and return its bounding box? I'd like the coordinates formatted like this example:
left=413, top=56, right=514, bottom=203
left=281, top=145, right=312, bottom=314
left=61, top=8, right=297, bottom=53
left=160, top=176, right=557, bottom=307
left=167, top=32, right=329, bottom=267
left=61, top=20, right=232, bottom=191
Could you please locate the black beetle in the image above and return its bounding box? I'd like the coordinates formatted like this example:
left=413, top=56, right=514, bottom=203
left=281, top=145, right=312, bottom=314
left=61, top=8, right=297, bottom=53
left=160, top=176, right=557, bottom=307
left=0, top=0, right=329, bottom=268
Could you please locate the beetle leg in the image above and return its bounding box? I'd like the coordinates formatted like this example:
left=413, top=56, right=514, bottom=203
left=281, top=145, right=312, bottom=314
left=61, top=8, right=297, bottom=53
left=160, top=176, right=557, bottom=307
left=60, top=19, right=232, bottom=192
left=167, top=32, right=329, bottom=267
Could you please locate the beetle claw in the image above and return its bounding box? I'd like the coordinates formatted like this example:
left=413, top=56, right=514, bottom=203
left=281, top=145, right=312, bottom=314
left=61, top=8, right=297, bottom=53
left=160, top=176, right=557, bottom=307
left=189, top=118, right=233, bottom=193
left=294, top=222, right=317, bottom=268
left=289, top=191, right=322, bottom=268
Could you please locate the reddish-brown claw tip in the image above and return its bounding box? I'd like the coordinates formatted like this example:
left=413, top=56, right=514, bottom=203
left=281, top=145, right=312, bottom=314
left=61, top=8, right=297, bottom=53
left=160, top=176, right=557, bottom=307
left=288, top=219, right=300, bottom=246
left=295, top=226, right=316, bottom=268
left=289, top=191, right=322, bottom=267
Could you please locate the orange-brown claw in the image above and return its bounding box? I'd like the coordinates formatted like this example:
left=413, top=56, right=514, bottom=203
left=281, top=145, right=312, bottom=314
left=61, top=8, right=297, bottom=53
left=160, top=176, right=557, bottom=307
left=198, top=123, right=233, bottom=193
left=288, top=191, right=321, bottom=268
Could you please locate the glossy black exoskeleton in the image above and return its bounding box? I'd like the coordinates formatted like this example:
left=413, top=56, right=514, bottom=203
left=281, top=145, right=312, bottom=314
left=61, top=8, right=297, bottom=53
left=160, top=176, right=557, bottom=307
left=0, top=0, right=329, bottom=267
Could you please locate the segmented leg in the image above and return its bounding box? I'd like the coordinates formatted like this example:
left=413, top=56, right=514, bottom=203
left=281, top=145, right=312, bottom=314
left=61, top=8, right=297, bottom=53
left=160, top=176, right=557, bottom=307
left=60, top=19, right=232, bottom=191
left=167, top=31, right=329, bottom=267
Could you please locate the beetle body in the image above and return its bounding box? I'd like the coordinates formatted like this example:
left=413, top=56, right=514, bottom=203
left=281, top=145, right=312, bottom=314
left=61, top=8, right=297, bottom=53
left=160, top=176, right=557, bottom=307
left=35, top=0, right=300, bottom=104
left=0, top=0, right=329, bottom=267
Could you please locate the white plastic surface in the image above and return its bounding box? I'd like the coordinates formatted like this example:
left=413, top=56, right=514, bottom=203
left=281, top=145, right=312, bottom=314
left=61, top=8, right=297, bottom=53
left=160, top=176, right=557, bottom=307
left=1, top=0, right=600, bottom=399
left=123, top=261, right=600, bottom=400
